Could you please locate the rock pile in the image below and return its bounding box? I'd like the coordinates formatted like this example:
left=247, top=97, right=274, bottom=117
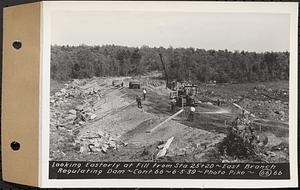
left=50, top=78, right=108, bottom=159
left=51, top=78, right=103, bottom=126
left=76, top=131, right=125, bottom=154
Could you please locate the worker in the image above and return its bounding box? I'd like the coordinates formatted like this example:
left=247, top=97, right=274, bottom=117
left=121, top=82, right=124, bottom=87
left=136, top=95, right=142, bottom=108
left=186, top=95, right=191, bottom=106
left=189, top=106, right=196, bottom=122
left=143, top=88, right=147, bottom=100
left=217, top=99, right=221, bottom=106
left=112, top=81, right=115, bottom=86
left=171, top=98, right=177, bottom=112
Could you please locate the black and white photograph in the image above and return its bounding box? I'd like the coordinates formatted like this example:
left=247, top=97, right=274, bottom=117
left=1, top=1, right=298, bottom=188
left=45, top=1, right=297, bottom=183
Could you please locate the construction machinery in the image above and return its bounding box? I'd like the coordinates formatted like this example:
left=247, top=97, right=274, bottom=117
left=159, top=53, right=177, bottom=90
left=158, top=53, right=198, bottom=107
left=172, top=84, right=198, bottom=107
left=129, top=81, right=141, bottom=89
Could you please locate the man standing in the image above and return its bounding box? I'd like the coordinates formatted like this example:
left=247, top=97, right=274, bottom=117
left=136, top=95, right=142, bottom=108
left=170, top=98, right=177, bottom=112
left=189, top=106, right=196, bottom=122
left=143, top=88, right=147, bottom=100
left=217, top=99, right=221, bottom=106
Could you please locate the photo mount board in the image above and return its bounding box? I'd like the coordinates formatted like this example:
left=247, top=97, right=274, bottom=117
left=2, top=2, right=40, bottom=187
left=1, top=1, right=299, bottom=188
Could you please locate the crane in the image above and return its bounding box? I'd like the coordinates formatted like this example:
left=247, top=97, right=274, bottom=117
left=159, top=53, right=170, bottom=89
left=158, top=53, right=198, bottom=107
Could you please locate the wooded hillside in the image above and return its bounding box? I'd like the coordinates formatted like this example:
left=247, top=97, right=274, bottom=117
left=51, top=45, right=289, bottom=83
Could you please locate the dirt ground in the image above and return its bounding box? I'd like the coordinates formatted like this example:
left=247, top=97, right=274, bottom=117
left=49, top=74, right=289, bottom=163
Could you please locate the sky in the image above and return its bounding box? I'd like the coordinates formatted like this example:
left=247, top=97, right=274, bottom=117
left=51, top=11, right=290, bottom=52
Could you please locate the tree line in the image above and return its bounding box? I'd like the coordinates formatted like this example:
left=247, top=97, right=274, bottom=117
left=51, top=44, right=289, bottom=83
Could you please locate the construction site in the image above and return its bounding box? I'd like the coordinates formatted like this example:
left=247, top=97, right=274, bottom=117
left=49, top=69, right=289, bottom=163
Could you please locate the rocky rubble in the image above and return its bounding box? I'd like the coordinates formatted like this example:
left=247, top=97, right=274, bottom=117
left=237, top=86, right=289, bottom=122
left=239, top=98, right=288, bottom=122
left=50, top=78, right=114, bottom=159
left=75, top=130, right=125, bottom=154
left=251, top=85, right=288, bottom=102
left=198, top=83, right=289, bottom=122
left=51, top=78, right=102, bottom=122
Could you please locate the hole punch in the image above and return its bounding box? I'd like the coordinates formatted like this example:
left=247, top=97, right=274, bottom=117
left=12, top=41, right=22, bottom=50
left=10, top=141, right=20, bottom=151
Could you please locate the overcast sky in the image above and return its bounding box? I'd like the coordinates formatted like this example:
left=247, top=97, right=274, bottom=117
left=51, top=11, right=290, bottom=52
